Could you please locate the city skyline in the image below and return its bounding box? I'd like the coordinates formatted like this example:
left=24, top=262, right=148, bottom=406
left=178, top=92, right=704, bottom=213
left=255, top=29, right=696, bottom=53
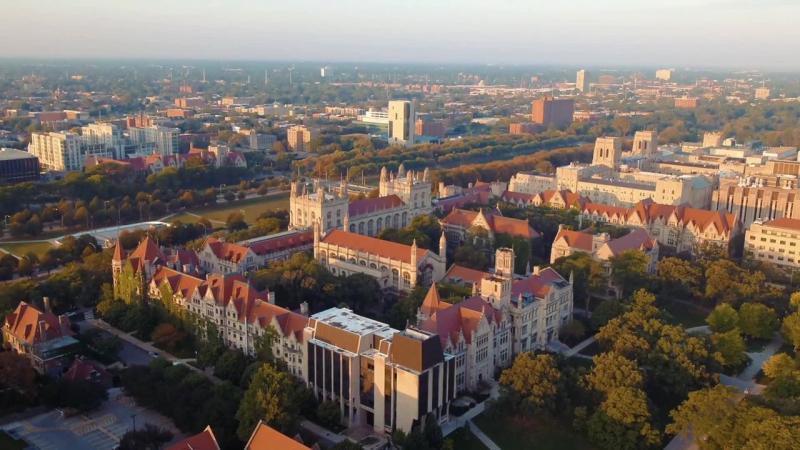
left=1, top=0, right=799, bottom=70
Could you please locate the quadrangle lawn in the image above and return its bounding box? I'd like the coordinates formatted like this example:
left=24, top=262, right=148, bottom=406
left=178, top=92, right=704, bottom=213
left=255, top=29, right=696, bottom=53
left=168, top=192, right=290, bottom=225
left=473, top=412, right=597, bottom=450
left=0, top=240, right=56, bottom=258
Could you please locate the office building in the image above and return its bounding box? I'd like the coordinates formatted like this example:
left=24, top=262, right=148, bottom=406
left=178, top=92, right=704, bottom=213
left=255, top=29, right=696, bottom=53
left=287, top=125, right=313, bottom=152
left=745, top=218, right=800, bottom=269
left=576, top=69, right=589, bottom=93
left=713, top=175, right=800, bottom=228
left=0, top=148, right=39, bottom=184
left=531, top=96, right=574, bottom=128
left=244, top=130, right=277, bottom=151
left=388, top=100, right=415, bottom=147
left=415, top=117, right=446, bottom=138
left=303, top=308, right=456, bottom=433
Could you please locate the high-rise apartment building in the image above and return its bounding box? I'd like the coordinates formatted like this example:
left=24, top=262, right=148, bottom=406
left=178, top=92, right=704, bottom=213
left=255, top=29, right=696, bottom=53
left=29, top=131, right=112, bottom=172
left=388, top=100, right=415, bottom=147
left=531, top=96, right=574, bottom=128
left=82, top=123, right=124, bottom=159
left=287, top=125, right=313, bottom=152
left=576, top=69, right=589, bottom=93
left=656, top=69, right=674, bottom=81
left=128, top=126, right=179, bottom=156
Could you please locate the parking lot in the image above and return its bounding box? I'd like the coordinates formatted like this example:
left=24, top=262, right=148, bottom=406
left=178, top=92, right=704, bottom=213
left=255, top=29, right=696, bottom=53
left=1, top=389, right=182, bottom=450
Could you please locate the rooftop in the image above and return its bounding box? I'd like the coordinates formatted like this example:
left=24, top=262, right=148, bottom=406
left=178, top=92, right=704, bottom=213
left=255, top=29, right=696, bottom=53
left=310, top=307, right=396, bottom=337
left=0, top=147, right=37, bottom=161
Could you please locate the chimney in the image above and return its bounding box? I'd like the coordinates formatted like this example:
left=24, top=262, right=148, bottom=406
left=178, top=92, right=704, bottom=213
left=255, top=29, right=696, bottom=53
left=43, top=297, right=51, bottom=313
left=267, top=291, right=276, bottom=305
left=300, top=301, right=309, bottom=316
left=532, top=266, right=541, bottom=276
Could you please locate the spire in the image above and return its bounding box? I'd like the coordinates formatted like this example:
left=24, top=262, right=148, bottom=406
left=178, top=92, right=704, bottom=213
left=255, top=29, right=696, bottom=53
left=439, top=232, right=447, bottom=258
left=380, top=166, right=388, bottom=183
left=423, top=167, right=430, bottom=182
left=112, top=241, right=124, bottom=262
left=343, top=210, right=350, bottom=231
left=411, top=238, right=418, bottom=268
left=397, top=162, right=406, bottom=179
left=419, top=282, right=444, bottom=319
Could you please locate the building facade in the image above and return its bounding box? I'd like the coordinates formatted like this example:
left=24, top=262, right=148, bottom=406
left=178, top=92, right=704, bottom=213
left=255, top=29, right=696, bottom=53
left=745, top=218, right=800, bottom=269
left=3, top=301, right=78, bottom=375
left=287, top=125, right=313, bottom=152
left=531, top=96, right=574, bottom=128
left=0, top=148, right=39, bottom=184
left=388, top=100, right=415, bottom=147
left=576, top=69, right=589, bottom=93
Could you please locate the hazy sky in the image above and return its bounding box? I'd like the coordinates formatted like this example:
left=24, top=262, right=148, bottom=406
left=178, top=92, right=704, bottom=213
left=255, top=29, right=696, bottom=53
left=1, top=0, right=798, bottom=69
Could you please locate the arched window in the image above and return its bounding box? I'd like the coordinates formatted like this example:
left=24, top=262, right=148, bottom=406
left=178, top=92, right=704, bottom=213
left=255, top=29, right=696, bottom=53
left=358, top=222, right=365, bottom=234
left=349, top=224, right=356, bottom=232
left=377, top=217, right=383, bottom=233
left=403, top=271, right=411, bottom=287
left=392, top=268, right=399, bottom=286
left=368, top=219, right=374, bottom=236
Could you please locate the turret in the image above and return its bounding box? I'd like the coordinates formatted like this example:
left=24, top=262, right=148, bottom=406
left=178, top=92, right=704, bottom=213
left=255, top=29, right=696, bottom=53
left=339, top=178, right=348, bottom=198
left=380, top=166, right=388, bottom=183
left=343, top=211, right=350, bottom=231
left=423, top=167, right=430, bottom=182
left=411, top=238, right=418, bottom=269
left=439, top=232, right=447, bottom=258
left=397, top=163, right=406, bottom=179
left=317, top=185, right=325, bottom=204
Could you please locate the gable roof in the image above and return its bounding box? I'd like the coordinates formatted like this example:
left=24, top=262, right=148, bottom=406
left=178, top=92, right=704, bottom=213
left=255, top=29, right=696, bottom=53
left=553, top=228, right=594, bottom=252
left=443, top=264, right=489, bottom=287
left=204, top=237, right=252, bottom=263
left=762, top=217, right=800, bottom=231
left=441, top=208, right=540, bottom=239
left=348, top=194, right=405, bottom=217
left=420, top=283, right=449, bottom=317
left=511, top=267, right=568, bottom=299
left=245, top=421, right=311, bottom=450
left=4, top=301, right=72, bottom=345
left=166, top=426, right=221, bottom=450
left=320, top=229, right=429, bottom=264
left=603, top=228, right=656, bottom=257
left=246, top=230, right=314, bottom=256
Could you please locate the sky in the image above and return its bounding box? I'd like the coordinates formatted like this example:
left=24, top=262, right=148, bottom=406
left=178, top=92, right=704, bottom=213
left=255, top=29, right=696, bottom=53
left=0, top=0, right=798, bottom=70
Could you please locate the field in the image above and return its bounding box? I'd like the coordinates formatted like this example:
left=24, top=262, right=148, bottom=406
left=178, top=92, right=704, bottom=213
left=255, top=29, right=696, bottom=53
left=0, top=240, right=56, bottom=258
left=659, top=298, right=710, bottom=328
left=167, top=192, right=290, bottom=226
left=447, top=427, right=488, bottom=450
left=472, top=413, right=596, bottom=450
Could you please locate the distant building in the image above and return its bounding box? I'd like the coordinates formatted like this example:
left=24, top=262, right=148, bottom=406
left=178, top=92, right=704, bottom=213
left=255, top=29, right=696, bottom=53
left=656, top=69, right=674, bottom=81
left=3, top=300, right=78, bottom=375
left=592, top=136, right=622, bottom=169
left=287, top=125, right=313, bottom=152
left=388, top=100, right=415, bottom=147
left=631, top=131, right=658, bottom=157
left=174, top=97, right=205, bottom=109
left=509, top=122, right=542, bottom=135
left=29, top=131, right=112, bottom=172
left=713, top=175, right=800, bottom=228
left=415, top=117, right=446, bottom=138
left=745, top=218, right=800, bottom=269
left=576, top=69, right=589, bottom=93
left=675, top=97, right=700, bottom=109
left=755, top=87, right=771, bottom=100
left=531, top=96, right=574, bottom=128
left=243, top=130, right=276, bottom=151
left=440, top=208, right=540, bottom=242
left=0, top=148, right=39, bottom=184
left=303, top=308, right=456, bottom=433
left=128, top=126, right=179, bottom=156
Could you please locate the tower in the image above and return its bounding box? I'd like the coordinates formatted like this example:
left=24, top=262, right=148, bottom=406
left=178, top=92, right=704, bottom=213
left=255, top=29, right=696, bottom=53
left=388, top=100, right=415, bottom=147
left=632, top=130, right=658, bottom=157
left=480, top=247, right=515, bottom=309
left=439, top=232, right=447, bottom=258
left=592, top=137, right=622, bottom=169
left=576, top=69, right=589, bottom=93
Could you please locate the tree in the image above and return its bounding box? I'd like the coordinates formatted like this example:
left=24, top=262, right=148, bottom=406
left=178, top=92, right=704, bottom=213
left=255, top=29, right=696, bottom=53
left=316, top=400, right=341, bottom=429
left=790, top=291, right=800, bottom=311
left=226, top=211, right=247, bottom=231
left=499, top=353, right=560, bottom=412
left=559, top=320, right=586, bottom=346
left=0, top=352, right=37, bottom=395
left=16, top=256, right=35, bottom=276
left=612, top=117, right=633, bottom=137
left=236, top=363, right=305, bottom=441
left=667, top=385, right=739, bottom=445
left=738, top=303, right=778, bottom=340
left=590, top=299, right=625, bottom=330
left=40, top=379, right=108, bottom=413
left=704, top=260, right=764, bottom=306
left=657, top=257, right=703, bottom=298
left=762, top=353, right=797, bottom=380
left=706, top=303, right=739, bottom=333
left=253, top=326, right=279, bottom=363
left=552, top=252, right=606, bottom=311
left=118, top=424, right=173, bottom=450
left=587, top=387, right=660, bottom=450
left=711, top=329, right=748, bottom=369
left=586, top=352, right=643, bottom=396
left=782, top=312, right=800, bottom=351
left=214, top=349, right=249, bottom=385
left=609, top=250, right=650, bottom=297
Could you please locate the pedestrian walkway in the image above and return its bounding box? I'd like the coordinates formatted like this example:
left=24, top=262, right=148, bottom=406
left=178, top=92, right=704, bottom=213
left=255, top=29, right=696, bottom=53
left=562, top=336, right=596, bottom=358
left=467, top=420, right=501, bottom=450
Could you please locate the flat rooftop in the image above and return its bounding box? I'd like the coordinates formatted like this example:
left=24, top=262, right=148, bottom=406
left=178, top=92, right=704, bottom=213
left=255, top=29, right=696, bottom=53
left=0, top=148, right=36, bottom=161
left=310, top=307, right=397, bottom=337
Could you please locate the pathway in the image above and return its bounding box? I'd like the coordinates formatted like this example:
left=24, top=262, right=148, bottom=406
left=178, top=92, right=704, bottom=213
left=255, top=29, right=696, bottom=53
left=89, top=319, right=222, bottom=384
left=562, top=336, right=596, bottom=358
left=467, top=420, right=501, bottom=450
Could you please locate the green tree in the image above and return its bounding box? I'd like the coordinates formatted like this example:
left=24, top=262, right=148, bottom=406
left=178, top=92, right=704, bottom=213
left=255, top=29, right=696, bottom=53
left=499, top=353, right=560, bottom=412
left=214, top=349, right=249, bottom=385
left=609, top=250, right=650, bottom=297
left=587, top=387, right=661, bottom=450
left=706, top=303, right=739, bottom=333
left=762, top=353, right=797, bottom=379
left=657, top=257, right=703, bottom=298
left=590, top=299, right=625, bottom=330
left=586, top=352, right=643, bottom=396
left=316, top=400, right=341, bottom=429
left=782, top=312, right=800, bottom=351
left=552, top=252, right=606, bottom=311
left=226, top=211, right=248, bottom=231
left=738, top=303, right=778, bottom=340
left=235, top=363, right=305, bottom=441
left=711, top=329, right=748, bottom=369
left=118, top=424, right=173, bottom=450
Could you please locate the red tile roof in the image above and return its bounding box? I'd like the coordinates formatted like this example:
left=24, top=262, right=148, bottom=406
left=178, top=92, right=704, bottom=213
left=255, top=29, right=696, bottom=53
left=63, top=358, right=111, bottom=385
left=245, top=421, right=311, bottom=450
left=443, top=264, right=489, bottom=287
left=320, top=229, right=429, bottom=264
left=348, top=195, right=405, bottom=217
left=511, top=267, right=566, bottom=299
left=604, top=228, right=656, bottom=256
left=166, top=426, right=221, bottom=450
left=205, top=237, right=252, bottom=263
left=553, top=228, right=594, bottom=252
left=4, top=302, right=72, bottom=345
left=762, top=217, right=800, bottom=231
left=442, top=208, right=540, bottom=239
left=246, top=231, right=314, bottom=256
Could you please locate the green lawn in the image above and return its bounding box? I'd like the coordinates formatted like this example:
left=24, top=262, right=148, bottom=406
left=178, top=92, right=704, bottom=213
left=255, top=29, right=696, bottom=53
left=447, top=427, right=489, bottom=450
left=0, top=240, right=55, bottom=258
left=0, top=431, right=27, bottom=450
left=473, top=413, right=596, bottom=450
left=168, top=192, right=290, bottom=226
left=659, top=299, right=710, bottom=328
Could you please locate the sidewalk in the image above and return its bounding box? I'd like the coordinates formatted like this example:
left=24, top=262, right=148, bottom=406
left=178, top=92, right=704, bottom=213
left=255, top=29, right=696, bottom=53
left=90, top=319, right=221, bottom=384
